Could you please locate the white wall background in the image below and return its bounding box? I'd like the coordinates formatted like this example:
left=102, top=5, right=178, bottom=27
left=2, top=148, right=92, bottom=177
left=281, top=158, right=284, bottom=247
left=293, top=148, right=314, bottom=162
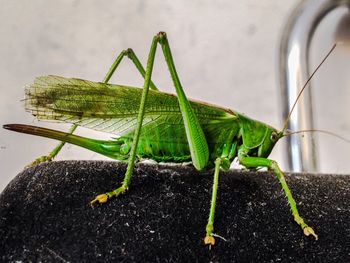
left=1, top=1, right=349, bottom=192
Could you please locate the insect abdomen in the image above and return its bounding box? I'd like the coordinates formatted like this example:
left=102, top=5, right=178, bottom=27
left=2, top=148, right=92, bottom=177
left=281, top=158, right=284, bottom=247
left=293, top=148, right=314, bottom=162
left=118, top=135, right=192, bottom=163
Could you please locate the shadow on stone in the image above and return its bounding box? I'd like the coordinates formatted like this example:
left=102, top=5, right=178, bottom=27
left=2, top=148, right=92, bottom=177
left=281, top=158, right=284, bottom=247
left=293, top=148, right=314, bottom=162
left=0, top=160, right=349, bottom=262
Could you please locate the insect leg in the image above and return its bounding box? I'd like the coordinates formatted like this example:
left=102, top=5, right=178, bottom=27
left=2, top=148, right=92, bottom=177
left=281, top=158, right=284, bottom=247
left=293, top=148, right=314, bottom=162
left=238, top=151, right=318, bottom=240
left=91, top=32, right=210, bottom=204
left=157, top=32, right=209, bottom=170
left=204, top=157, right=223, bottom=246
left=25, top=124, right=76, bottom=168
left=26, top=48, right=157, bottom=168
left=103, top=48, right=158, bottom=90
left=91, top=34, right=160, bottom=205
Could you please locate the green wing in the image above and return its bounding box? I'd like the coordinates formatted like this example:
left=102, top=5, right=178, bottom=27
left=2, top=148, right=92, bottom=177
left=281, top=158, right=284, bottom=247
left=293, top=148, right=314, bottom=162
left=26, top=76, right=238, bottom=148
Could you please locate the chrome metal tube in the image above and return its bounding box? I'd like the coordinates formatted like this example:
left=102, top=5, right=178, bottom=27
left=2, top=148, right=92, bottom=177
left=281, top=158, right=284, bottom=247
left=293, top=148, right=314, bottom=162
left=278, top=0, right=350, bottom=172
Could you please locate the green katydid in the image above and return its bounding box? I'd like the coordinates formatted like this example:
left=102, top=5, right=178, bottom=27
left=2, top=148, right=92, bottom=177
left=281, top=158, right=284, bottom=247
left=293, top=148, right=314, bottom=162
left=4, top=32, right=335, bottom=246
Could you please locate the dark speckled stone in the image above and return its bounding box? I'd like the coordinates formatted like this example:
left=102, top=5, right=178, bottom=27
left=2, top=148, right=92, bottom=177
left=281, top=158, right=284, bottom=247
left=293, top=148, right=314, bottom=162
left=0, top=161, right=349, bottom=262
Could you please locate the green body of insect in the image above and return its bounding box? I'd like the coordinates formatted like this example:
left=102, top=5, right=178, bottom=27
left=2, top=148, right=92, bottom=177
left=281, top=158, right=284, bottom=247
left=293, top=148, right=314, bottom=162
left=3, top=32, right=318, bottom=246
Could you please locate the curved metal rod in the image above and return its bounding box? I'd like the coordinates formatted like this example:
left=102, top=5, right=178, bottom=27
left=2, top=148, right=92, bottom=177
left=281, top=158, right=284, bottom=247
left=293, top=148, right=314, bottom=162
left=278, top=0, right=350, bottom=172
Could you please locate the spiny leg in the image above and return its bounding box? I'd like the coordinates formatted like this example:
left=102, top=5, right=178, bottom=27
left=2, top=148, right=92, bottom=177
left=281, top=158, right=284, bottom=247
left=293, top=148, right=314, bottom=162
left=26, top=48, right=158, bottom=168
left=204, top=158, right=223, bottom=246
left=25, top=124, right=76, bottom=168
left=157, top=32, right=209, bottom=170
left=269, top=160, right=318, bottom=239
left=91, top=35, right=159, bottom=205
left=238, top=150, right=318, bottom=240
left=91, top=32, right=210, bottom=205
left=103, top=48, right=158, bottom=90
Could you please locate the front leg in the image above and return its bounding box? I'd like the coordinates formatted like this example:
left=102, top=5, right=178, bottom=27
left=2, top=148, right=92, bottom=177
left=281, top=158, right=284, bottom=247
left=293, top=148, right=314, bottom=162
left=238, top=149, right=318, bottom=240
left=204, top=157, right=224, bottom=246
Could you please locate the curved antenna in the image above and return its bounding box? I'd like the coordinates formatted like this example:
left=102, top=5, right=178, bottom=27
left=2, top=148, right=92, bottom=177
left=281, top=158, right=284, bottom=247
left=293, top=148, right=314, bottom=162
left=284, top=129, right=350, bottom=144
left=281, top=43, right=337, bottom=133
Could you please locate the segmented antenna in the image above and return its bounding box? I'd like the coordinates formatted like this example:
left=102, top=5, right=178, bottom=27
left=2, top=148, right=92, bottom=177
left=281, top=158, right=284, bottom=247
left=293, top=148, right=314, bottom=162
left=284, top=129, right=350, bottom=144
left=282, top=43, right=337, bottom=133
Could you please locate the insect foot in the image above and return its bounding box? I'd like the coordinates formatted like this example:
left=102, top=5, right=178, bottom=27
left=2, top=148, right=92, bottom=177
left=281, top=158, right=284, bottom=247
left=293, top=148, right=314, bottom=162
left=204, top=235, right=215, bottom=246
left=204, top=223, right=216, bottom=246
left=90, top=194, right=109, bottom=206
left=294, top=215, right=318, bottom=240
left=303, top=226, right=318, bottom=240
left=90, top=185, right=128, bottom=206
left=25, top=155, right=52, bottom=169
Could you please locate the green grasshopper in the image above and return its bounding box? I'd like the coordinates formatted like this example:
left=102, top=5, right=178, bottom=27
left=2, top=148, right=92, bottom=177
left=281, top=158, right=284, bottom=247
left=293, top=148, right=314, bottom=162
left=5, top=32, right=329, bottom=246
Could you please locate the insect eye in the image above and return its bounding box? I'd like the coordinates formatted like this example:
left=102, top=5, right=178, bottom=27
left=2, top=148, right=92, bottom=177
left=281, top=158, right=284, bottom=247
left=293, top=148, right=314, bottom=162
left=270, top=132, right=278, bottom=142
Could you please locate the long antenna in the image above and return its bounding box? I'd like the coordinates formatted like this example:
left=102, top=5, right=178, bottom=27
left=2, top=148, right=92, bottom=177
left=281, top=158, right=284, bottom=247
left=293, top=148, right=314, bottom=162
left=284, top=129, right=350, bottom=144
left=282, top=43, right=337, bottom=133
